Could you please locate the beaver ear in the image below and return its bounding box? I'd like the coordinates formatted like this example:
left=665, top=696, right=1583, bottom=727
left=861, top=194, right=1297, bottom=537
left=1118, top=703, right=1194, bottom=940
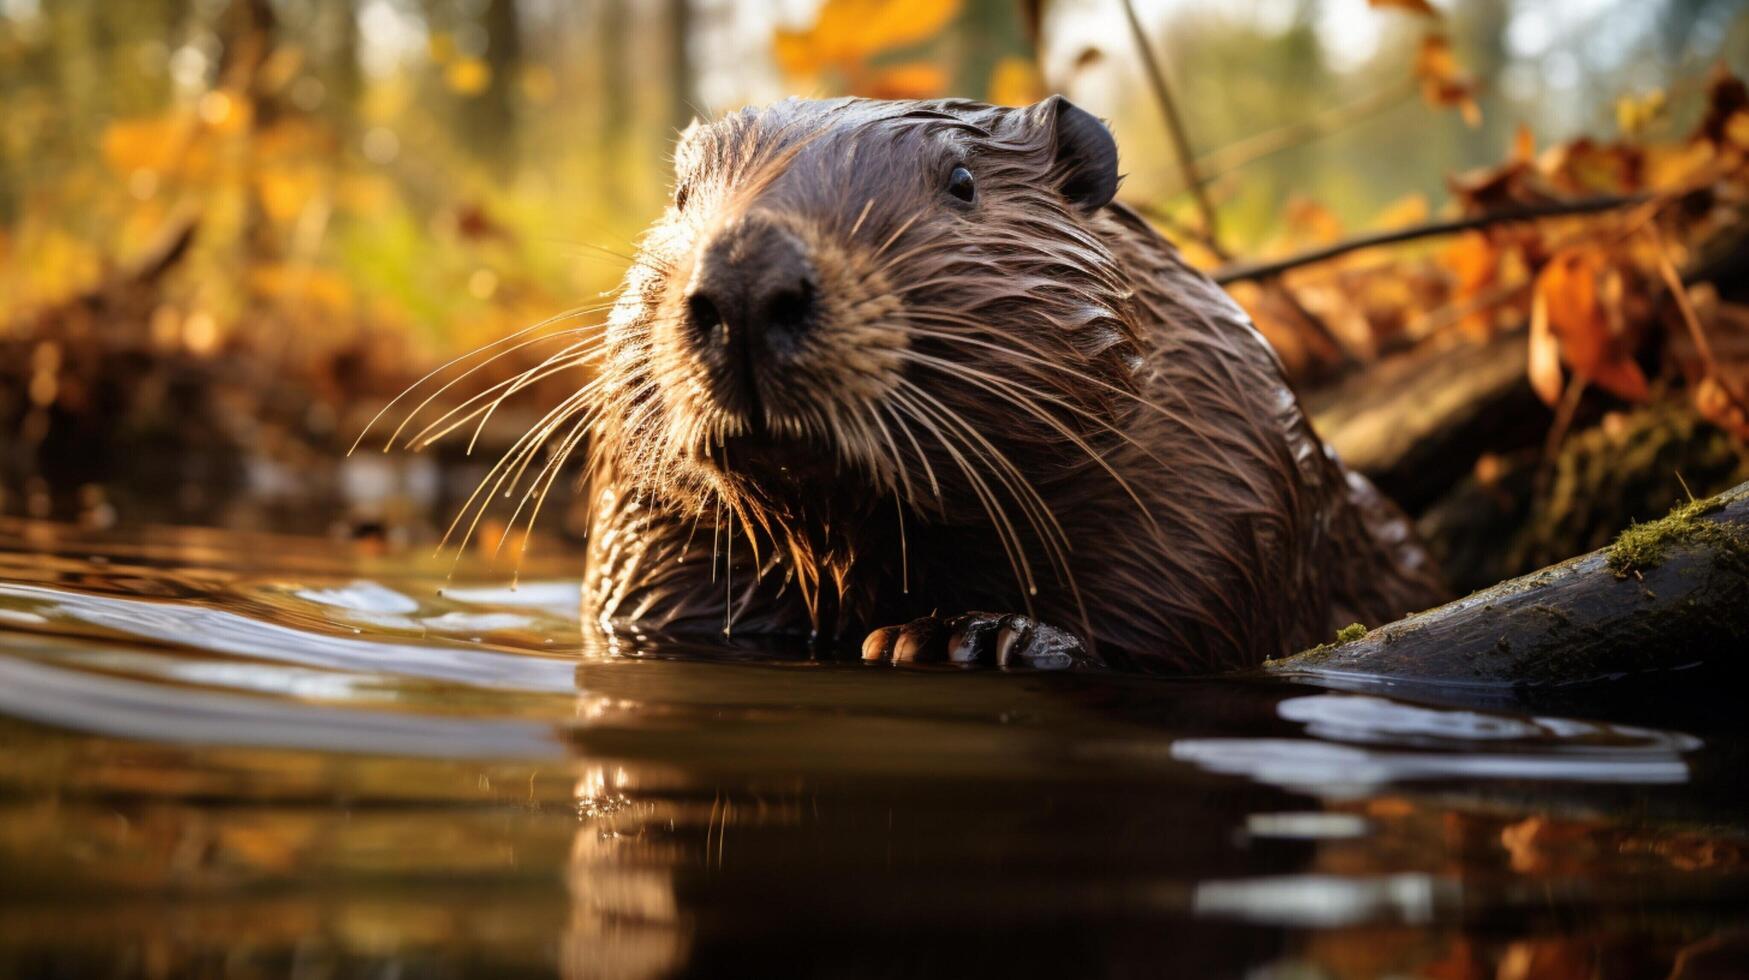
left=1034, top=95, right=1118, bottom=212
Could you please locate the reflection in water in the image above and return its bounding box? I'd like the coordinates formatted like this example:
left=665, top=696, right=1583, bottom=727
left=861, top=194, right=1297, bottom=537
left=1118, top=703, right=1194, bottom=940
left=0, top=518, right=1746, bottom=976
left=1193, top=873, right=1449, bottom=927
left=563, top=766, right=690, bottom=980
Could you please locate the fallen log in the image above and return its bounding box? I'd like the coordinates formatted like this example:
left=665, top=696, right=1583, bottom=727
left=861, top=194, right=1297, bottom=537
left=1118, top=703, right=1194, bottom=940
left=1263, top=479, right=1749, bottom=694
left=1304, top=330, right=1549, bottom=512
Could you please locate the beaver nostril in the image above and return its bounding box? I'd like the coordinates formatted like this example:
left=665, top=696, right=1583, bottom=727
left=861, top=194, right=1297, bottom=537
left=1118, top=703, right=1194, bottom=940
left=687, top=292, right=724, bottom=343
left=763, top=281, right=814, bottom=346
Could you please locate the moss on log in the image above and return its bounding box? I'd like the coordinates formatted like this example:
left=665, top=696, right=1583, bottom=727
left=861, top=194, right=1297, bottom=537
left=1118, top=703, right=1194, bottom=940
left=1265, top=480, right=1749, bottom=690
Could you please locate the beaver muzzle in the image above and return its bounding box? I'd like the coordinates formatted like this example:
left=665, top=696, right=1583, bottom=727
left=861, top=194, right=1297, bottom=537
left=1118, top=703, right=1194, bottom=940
left=684, top=214, right=819, bottom=422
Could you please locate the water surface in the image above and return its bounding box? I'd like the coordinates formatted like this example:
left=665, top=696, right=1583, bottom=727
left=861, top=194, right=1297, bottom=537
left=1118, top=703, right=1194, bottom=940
left=1, top=517, right=1746, bottom=978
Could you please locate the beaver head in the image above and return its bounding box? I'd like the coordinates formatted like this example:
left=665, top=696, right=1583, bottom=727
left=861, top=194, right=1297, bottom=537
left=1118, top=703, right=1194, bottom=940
left=596, top=96, right=1142, bottom=588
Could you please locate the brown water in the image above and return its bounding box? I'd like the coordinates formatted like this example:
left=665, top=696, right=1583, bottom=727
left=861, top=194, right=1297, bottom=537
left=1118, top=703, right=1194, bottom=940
left=0, top=517, right=1747, bottom=978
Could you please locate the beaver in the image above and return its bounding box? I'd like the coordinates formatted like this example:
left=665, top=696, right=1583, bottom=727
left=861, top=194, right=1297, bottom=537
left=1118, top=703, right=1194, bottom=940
left=573, top=95, right=1445, bottom=673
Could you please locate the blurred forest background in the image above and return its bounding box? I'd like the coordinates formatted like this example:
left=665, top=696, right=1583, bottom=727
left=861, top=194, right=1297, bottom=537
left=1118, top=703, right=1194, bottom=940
left=2, top=0, right=1748, bottom=591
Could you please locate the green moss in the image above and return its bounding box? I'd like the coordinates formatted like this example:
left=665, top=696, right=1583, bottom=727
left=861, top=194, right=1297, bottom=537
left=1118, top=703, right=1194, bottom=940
left=1279, top=622, right=1370, bottom=664
left=1606, top=496, right=1745, bottom=579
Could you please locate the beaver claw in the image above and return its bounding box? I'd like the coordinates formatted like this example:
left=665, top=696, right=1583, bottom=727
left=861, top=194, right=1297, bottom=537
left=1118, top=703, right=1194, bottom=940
left=860, top=612, right=1086, bottom=670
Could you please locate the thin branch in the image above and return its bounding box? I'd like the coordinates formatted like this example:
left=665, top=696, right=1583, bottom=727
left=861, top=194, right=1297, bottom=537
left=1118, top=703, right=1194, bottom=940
left=1172, top=81, right=1417, bottom=196
left=1211, top=193, right=1650, bottom=285
left=1118, top=0, right=1221, bottom=256
left=1647, top=223, right=1749, bottom=415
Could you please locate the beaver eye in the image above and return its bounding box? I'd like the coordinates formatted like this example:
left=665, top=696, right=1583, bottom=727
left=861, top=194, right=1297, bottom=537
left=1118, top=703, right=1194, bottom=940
left=946, top=165, right=975, bottom=203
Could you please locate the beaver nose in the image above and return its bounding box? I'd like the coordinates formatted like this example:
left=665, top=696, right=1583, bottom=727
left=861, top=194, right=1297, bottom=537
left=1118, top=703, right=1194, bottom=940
left=685, top=218, right=817, bottom=360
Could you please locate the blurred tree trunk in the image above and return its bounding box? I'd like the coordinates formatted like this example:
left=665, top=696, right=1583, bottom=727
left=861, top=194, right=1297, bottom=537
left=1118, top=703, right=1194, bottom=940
left=471, top=0, right=523, bottom=176
left=957, top=0, right=1023, bottom=100
left=217, top=0, right=280, bottom=270
left=318, top=0, right=362, bottom=128
left=667, top=0, right=694, bottom=135
left=600, top=0, right=630, bottom=199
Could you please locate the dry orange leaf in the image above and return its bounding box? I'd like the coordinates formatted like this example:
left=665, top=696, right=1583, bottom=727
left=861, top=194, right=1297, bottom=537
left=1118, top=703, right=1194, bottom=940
left=1695, top=376, right=1749, bottom=439
left=987, top=55, right=1044, bottom=107
left=1368, top=0, right=1440, bottom=16
left=1414, top=34, right=1482, bottom=127
left=1283, top=198, right=1343, bottom=246
left=865, top=62, right=949, bottom=100
left=1534, top=248, right=1649, bottom=403
left=775, top=0, right=961, bottom=79
left=1727, top=111, right=1749, bottom=151
left=1527, top=288, right=1563, bottom=405
left=1511, top=122, right=1534, bottom=164
left=1371, top=193, right=1430, bottom=231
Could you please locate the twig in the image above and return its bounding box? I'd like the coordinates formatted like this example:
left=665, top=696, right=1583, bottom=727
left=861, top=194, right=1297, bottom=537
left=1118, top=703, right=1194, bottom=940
left=1174, top=82, right=1417, bottom=195
left=1212, top=193, right=1650, bottom=285
left=1646, top=223, right=1749, bottom=415
left=1118, top=0, right=1221, bottom=256
left=1128, top=200, right=1205, bottom=245
left=1534, top=374, right=1587, bottom=498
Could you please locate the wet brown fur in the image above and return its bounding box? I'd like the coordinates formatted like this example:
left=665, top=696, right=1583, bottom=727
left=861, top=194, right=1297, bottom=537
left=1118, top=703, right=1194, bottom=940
left=573, top=96, right=1445, bottom=673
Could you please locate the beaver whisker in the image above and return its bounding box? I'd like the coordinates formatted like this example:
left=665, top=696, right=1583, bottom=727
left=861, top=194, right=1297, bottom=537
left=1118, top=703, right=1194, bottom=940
left=389, top=326, right=600, bottom=453
left=904, top=311, right=1288, bottom=509
left=355, top=302, right=614, bottom=454
left=895, top=378, right=1074, bottom=589
left=880, top=401, right=942, bottom=503
left=898, top=379, right=1082, bottom=606
left=468, top=369, right=659, bottom=549
left=439, top=387, right=596, bottom=554
left=871, top=212, right=922, bottom=262
left=497, top=396, right=601, bottom=574
left=864, top=399, right=917, bottom=509
left=887, top=385, right=1039, bottom=608
left=897, top=348, right=1166, bottom=534
left=404, top=309, right=680, bottom=455
left=439, top=383, right=598, bottom=562
left=900, top=313, right=1209, bottom=434
left=565, top=239, right=650, bottom=268
left=895, top=377, right=1079, bottom=601
left=408, top=343, right=607, bottom=452
left=460, top=334, right=620, bottom=455
left=846, top=198, right=876, bottom=242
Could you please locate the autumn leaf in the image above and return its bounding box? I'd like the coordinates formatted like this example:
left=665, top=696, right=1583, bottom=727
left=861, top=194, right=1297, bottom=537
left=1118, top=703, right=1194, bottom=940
left=1534, top=248, right=1649, bottom=403
left=1282, top=198, right=1342, bottom=246
left=1414, top=33, right=1481, bottom=127
left=1442, top=231, right=1501, bottom=338
left=1727, top=112, right=1749, bottom=151
left=1695, top=376, right=1749, bottom=439
left=865, top=62, right=949, bottom=100
left=1371, top=194, right=1430, bottom=230
left=1528, top=287, right=1563, bottom=405
left=988, top=55, right=1044, bottom=107
left=1692, top=69, right=1748, bottom=145
left=1512, top=122, right=1534, bottom=163
left=1615, top=88, right=1666, bottom=137
left=1368, top=0, right=1441, bottom=16
left=775, top=0, right=961, bottom=87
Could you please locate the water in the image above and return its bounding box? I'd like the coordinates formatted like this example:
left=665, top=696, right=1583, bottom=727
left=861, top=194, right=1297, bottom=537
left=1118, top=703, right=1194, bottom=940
left=1, top=517, right=1747, bottom=978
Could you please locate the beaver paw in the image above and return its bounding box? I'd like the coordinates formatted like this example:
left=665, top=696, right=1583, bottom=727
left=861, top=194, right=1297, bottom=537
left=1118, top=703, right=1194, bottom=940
left=860, top=612, right=1085, bottom=670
